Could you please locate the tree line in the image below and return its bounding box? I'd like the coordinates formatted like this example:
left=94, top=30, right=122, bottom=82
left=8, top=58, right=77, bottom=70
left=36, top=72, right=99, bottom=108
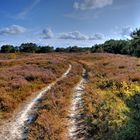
left=0, top=43, right=91, bottom=53
left=91, top=28, right=140, bottom=57
left=1, top=28, right=140, bottom=57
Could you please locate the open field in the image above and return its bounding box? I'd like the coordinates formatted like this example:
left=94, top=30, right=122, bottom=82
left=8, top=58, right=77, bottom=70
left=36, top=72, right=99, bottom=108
left=0, top=53, right=68, bottom=122
left=0, top=53, right=140, bottom=140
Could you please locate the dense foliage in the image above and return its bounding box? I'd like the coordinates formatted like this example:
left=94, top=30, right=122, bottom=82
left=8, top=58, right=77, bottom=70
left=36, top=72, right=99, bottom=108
left=1, top=45, right=16, bottom=53
left=0, top=44, right=91, bottom=53
left=92, top=28, right=140, bottom=57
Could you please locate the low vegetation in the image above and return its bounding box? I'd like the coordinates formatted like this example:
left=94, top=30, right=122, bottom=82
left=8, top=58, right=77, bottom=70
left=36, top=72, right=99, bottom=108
left=1, top=53, right=140, bottom=140
left=0, top=54, right=68, bottom=122
left=27, top=61, right=83, bottom=140
left=80, top=53, right=140, bottom=140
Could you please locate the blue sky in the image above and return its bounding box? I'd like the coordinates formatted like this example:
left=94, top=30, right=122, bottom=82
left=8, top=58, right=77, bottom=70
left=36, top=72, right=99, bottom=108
left=0, top=0, right=140, bottom=47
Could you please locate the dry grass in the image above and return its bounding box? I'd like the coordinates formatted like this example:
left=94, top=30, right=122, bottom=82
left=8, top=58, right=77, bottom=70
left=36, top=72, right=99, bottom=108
left=27, top=61, right=83, bottom=140
left=1, top=53, right=140, bottom=140
left=0, top=53, right=68, bottom=122
left=26, top=53, right=140, bottom=140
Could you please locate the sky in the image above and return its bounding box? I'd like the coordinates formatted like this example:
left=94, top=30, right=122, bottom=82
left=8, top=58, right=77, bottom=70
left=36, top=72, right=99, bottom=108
left=0, top=0, right=140, bottom=47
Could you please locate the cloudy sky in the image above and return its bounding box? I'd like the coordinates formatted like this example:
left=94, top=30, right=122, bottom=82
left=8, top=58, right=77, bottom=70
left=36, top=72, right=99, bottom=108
left=0, top=0, right=139, bottom=47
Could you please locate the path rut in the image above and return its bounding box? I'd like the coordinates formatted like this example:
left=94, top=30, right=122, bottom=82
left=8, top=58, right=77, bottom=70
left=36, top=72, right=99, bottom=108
left=68, top=68, right=88, bottom=140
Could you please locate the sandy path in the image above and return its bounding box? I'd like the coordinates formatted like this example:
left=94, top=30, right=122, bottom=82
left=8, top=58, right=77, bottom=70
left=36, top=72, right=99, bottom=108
left=0, top=65, right=71, bottom=140
left=68, top=68, right=87, bottom=140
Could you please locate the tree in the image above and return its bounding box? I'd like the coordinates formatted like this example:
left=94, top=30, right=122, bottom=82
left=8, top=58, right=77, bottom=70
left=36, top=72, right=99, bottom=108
left=91, top=44, right=104, bottom=53
left=38, top=46, right=54, bottom=53
left=19, top=43, right=38, bottom=53
left=1, top=45, right=15, bottom=53
left=131, top=28, right=140, bottom=39
left=55, top=47, right=66, bottom=52
left=92, top=40, right=129, bottom=55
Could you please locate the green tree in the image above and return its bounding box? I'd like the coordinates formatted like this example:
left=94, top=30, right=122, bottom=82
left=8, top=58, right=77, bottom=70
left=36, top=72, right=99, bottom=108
left=19, top=43, right=38, bottom=53
left=55, top=47, right=66, bottom=52
left=130, top=28, right=140, bottom=56
left=38, top=46, right=54, bottom=53
left=92, top=40, right=129, bottom=55
left=1, top=45, right=15, bottom=53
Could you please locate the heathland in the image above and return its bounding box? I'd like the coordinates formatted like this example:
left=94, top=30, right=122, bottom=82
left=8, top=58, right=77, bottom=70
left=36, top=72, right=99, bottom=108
left=0, top=53, right=140, bottom=140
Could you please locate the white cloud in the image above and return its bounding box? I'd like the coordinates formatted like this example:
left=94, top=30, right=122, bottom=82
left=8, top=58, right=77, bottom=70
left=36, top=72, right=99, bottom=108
left=0, top=25, right=26, bottom=35
left=17, top=0, right=41, bottom=19
left=58, top=31, right=88, bottom=40
left=89, top=33, right=104, bottom=40
left=74, top=0, right=113, bottom=10
left=42, top=28, right=54, bottom=39
left=58, top=31, right=105, bottom=40
left=120, top=27, right=133, bottom=38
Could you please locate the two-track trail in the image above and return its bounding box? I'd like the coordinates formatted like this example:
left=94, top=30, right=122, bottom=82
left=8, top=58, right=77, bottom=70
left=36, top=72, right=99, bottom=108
left=0, top=64, right=72, bottom=140
left=68, top=68, right=88, bottom=140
